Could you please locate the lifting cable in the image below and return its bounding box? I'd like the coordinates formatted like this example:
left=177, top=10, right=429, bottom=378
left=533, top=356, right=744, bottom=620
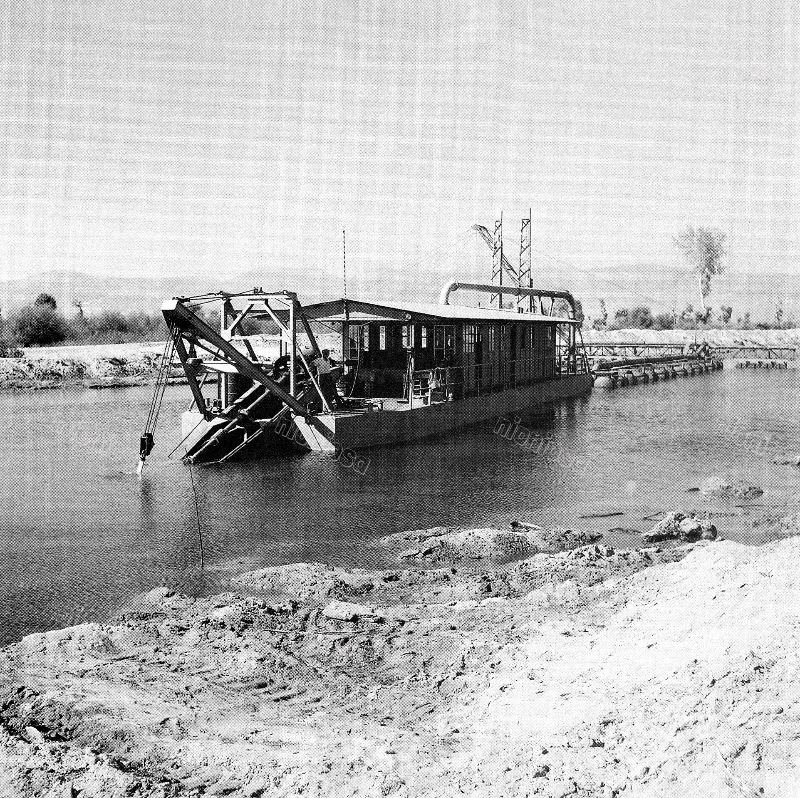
left=137, top=332, right=177, bottom=475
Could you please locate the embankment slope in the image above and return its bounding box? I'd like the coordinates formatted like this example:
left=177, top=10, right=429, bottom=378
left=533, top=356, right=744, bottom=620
left=1, top=535, right=798, bottom=797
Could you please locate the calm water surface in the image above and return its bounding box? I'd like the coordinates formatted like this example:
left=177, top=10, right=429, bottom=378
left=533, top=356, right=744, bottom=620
left=1, top=367, right=798, bottom=644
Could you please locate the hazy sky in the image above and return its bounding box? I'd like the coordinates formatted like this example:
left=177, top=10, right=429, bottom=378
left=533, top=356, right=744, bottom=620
left=2, top=0, right=798, bottom=310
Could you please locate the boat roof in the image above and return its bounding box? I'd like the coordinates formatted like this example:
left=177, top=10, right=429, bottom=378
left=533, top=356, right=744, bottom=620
left=300, top=298, right=578, bottom=325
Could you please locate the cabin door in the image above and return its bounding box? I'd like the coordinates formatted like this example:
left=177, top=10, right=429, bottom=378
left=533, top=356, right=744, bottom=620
left=474, top=327, right=484, bottom=393
left=509, top=325, right=517, bottom=387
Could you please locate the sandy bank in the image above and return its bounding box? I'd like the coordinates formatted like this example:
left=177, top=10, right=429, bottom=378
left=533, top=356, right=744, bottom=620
left=584, top=327, right=800, bottom=350
left=0, top=342, right=169, bottom=390
left=2, top=520, right=799, bottom=798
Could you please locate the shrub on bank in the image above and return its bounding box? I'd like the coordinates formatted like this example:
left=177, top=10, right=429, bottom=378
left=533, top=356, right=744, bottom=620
left=598, top=302, right=796, bottom=331
left=10, top=304, right=69, bottom=346
left=0, top=340, right=23, bottom=358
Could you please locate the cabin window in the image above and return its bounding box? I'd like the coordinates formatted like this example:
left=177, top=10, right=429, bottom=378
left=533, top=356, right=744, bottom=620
left=348, top=324, right=370, bottom=358
left=420, top=326, right=429, bottom=348
left=379, top=325, right=387, bottom=350
left=402, top=324, right=414, bottom=348
left=464, top=324, right=478, bottom=353
left=488, top=325, right=497, bottom=351
left=520, top=324, right=526, bottom=349
left=433, top=324, right=455, bottom=362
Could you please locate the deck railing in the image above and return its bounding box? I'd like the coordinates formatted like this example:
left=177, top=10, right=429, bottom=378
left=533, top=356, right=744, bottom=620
left=409, top=352, right=589, bottom=408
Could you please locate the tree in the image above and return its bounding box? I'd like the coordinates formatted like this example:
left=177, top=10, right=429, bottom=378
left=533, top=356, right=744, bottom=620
left=628, top=306, right=655, bottom=329
left=591, top=299, right=608, bottom=331
left=695, top=307, right=712, bottom=326
left=34, top=293, right=58, bottom=310
left=674, top=304, right=697, bottom=329
left=611, top=308, right=630, bottom=329
left=653, top=312, right=674, bottom=330
left=11, top=304, right=68, bottom=346
left=719, top=305, right=733, bottom=325
left=674, top=226, right=726, bottom=311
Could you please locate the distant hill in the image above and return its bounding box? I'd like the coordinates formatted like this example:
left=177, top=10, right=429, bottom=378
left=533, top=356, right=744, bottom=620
left=1, top=265, right=797, bottom=323
left=0, top=269, right=335, bottom=316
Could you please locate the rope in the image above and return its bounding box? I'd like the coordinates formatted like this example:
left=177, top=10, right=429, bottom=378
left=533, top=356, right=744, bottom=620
left=187, top=460, right=205, bottom=570
left=138, top=333, right=177, bottom=471
left=144, top=335, right=175, bottom=434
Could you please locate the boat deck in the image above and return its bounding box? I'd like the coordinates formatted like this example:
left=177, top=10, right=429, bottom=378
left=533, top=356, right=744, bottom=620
left=333, top=397, right=416, bottom=416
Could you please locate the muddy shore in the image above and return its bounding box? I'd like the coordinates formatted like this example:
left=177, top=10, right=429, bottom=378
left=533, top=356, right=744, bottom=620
left=2, top=508, right=799, bottom=798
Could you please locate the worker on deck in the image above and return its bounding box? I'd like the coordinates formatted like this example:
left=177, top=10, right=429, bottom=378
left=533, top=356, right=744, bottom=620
left=311, top=349, right=340, bottom=409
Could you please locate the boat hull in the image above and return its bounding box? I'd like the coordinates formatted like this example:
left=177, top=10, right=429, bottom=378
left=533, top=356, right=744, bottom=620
left=293, top=373, right=593, bottom=451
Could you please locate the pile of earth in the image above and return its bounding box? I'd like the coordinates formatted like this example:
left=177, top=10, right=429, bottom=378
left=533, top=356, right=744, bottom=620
left=380, top=524, right=604, bottom=566
left=2, top=512, right=800, bottom=797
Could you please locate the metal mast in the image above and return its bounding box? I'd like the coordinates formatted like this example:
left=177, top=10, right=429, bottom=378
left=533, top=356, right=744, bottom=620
left=518, top=209, right=532, bottom=313
left=491, top=214, right=503, bottom=308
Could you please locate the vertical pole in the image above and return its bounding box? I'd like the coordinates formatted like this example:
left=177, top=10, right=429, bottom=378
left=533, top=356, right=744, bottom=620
left=289, top=299, right=296, bottom=396
left=342, top=230, right=350, bottom=379
left=342, top=229, right=347, bottom=301
left=220, top=298, right=229, bottom=404
left=491, top=214, right=503, bottom=308
left=518, top=212, right=531, bottom=314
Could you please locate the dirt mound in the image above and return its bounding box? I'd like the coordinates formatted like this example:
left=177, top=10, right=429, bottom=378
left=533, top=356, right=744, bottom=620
left=700, top=475, right=764, bottom=500
left=759, top=511, right=800, bottom=539
left=2, top=538, right=799, bottom=797
left=383, top=525, right=603, bottom=565
left=641, top=511, right=717, bottom=542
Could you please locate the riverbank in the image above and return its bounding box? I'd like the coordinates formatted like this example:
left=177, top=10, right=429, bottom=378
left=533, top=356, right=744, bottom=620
left=2, top=507, right=799, bottom=798
left=2, top=328, right=797, bottom=391
left=0, top=342, right=169, bottom=390
left=584, top=327, right=800, bottom=349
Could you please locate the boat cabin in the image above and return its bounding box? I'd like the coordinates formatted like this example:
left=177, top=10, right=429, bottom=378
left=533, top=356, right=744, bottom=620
left=301, top=297, right=587, bottom=406
left=155, top=285, right=592, bottom=463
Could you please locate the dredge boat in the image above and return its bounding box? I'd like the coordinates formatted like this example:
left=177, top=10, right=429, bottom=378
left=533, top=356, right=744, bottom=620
left=142, top=281, right=593, bottom=464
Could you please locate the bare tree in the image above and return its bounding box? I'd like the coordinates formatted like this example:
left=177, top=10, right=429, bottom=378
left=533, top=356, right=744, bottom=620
left=673, top=226, right=726, bottom=311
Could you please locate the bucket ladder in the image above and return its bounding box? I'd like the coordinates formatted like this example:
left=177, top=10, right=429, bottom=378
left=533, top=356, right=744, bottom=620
left=151, top=290, right=332, bottom=464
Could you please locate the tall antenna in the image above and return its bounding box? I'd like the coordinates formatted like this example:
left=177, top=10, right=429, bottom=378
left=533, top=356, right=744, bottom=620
left=518, top=209, right=532, bottom=313
left=491, top=212, right=503, bottom=308
left=342, top=229, right=347, bottom=301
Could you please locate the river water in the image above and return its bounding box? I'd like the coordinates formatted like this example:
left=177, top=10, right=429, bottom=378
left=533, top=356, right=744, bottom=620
left=0, top=367, right=798, bottom=645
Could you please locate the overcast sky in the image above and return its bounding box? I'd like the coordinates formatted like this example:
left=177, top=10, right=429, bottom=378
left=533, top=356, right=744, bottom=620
left=2, top=0, right=798, bottom=311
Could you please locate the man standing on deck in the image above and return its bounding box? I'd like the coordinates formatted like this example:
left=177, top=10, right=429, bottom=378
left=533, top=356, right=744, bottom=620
left=311, top=349, right=340, bottom=409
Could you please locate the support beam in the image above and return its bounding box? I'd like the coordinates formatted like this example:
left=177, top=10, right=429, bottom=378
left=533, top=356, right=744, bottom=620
left=163, top=299, right=309, bottom=416
left=491, top=217, right=503, bottom=308
left=171, top=330, right=209, bottom=419
left=518, top=213, right=532, bottom=313
left=226, top=303, right=254, bottom=337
